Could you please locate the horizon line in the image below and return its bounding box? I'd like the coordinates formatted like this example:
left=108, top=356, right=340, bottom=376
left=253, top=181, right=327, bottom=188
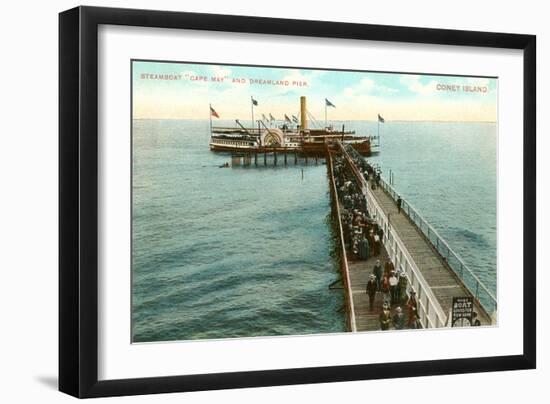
left=132, top=118, right=497, bottom=124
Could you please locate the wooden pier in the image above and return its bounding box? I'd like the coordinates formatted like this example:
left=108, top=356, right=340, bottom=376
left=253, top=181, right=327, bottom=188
left=327, top=150, right=408, bottom=331
left=328, top=142, right=494, bottom=331
left=229, top=150, right=321, bottom=166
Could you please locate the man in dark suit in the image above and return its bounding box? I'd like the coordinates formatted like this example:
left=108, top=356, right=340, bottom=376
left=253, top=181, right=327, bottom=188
left=366, top=274, right=377, bottom=310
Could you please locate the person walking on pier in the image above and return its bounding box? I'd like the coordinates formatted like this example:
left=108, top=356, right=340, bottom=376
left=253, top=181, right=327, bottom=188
left=397, top=195, right=402, bottom=213
left=384, top=259, right=395, bottom=276
left=366, top=274, right=377, bottom=311
left=381, top=273, right=391, bottom=304
left=358, top=236, right=369, bottom=261
left=407, top=291, right=418, bottom=327
left=368, top=230, right=377, bottom=256
left=471, top=312, right=481, bottom=326
left=373, top=232, right=381, bottom=256
left=398, top=272, right=408, bottom=304
left=408, top=307, right=420, bottom=329
left=379, top=302, right=392, bottom=331
left=389, top=271, right=399, bottom=304
left=373, top=259, right=383, bottom=291
left=377, top=225, right=384, bottom=244
left=393, top=306, right=406, bottom=330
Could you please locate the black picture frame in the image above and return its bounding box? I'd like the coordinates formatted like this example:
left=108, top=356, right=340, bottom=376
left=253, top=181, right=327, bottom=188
left=59, top=6, right=536, bottom=398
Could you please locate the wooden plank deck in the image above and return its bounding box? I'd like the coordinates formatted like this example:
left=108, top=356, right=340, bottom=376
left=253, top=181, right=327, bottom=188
left=348, top=252, right=393, bottom=331
left=332, top=181, right=409, bottom=331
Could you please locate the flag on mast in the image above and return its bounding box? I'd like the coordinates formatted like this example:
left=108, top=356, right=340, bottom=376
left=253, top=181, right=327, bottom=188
left=376, top=113, right=385, bottom=148
left=250, top=97, right=258, bottom=127
left=325, top=98, right=336, bottom=128
left=210, top=106, right=220, bottom=118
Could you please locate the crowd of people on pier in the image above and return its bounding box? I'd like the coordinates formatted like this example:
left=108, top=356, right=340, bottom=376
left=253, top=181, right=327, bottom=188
left=333, top=147, right=421, bottom=331
left=344, top=144, right=381, bottom=189
left=369, top=259, right=421, bottom=330
left=333, top=154, right=382, bottom=261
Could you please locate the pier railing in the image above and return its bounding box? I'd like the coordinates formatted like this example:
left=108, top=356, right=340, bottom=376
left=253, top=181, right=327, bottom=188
left=326, top=152, right=357, bottom=332
left=336, top=142, right=448, bottom=328
left=364, top=181, right=448, bottom=328
left=378, top=178, right=498, bottom=316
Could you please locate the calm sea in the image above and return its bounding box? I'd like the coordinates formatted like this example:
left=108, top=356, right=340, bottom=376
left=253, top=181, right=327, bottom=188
left=132, top=119, right=496, bottom=342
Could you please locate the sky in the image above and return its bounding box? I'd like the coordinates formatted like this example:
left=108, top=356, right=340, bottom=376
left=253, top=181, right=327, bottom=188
left=132, top=60, right=498, bottom=122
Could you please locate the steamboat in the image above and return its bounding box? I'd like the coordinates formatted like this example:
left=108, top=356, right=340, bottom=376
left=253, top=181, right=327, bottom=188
left=209, top=96, right=378, bottom=157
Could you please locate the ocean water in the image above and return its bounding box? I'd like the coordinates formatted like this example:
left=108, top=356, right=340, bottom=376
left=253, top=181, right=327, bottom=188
left=132, top=119, right=344, bottom=342
left=132, top=119, right=497, bottom=342
left=363, top=121, right=497, bottom=294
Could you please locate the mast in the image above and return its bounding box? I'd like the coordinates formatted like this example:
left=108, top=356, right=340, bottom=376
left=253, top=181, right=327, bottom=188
left=251, top=96, right=255, bottom=129
left=377, top=118, right=380, bottom=148
left=209, top=103, right=212, bottom=135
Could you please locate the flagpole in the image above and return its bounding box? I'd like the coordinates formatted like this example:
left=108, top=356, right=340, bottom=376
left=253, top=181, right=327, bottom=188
left=251, top=96, right=254, bottom=129
left=377, top=116, right=380, bottom=148
left=209, top=103, right=212, bottom=135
